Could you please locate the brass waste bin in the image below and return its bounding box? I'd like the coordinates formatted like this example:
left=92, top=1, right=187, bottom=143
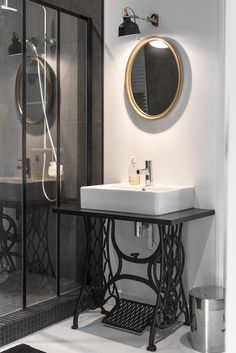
left=189, top=286, right=225, bottom=353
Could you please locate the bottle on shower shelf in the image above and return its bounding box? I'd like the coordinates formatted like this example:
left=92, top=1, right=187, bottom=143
left=32, top=154, right=42, bottom=180
left=31, top=148, right=51, bottom=180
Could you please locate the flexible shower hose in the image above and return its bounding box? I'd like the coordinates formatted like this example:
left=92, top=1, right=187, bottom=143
left=28, top=41, right=58, bottom=202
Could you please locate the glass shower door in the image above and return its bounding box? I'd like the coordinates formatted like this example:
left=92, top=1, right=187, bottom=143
left=0, top=0, right=91, bottom=314
left=0, top=0, right=23, bottom=315
left=25, top=0, right=58, bottom=306
left=24, top=1, right=90, bottom=305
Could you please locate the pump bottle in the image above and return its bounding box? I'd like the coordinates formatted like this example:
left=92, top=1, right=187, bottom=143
left=128, top=156, right=140, bottom=185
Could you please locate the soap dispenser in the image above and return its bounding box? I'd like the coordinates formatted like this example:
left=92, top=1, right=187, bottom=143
left=128, top=156, right=140, bottom=185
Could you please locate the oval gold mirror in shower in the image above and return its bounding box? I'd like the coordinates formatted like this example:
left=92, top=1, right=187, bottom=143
left=15, top=56, right=53, bottom=124
left=125, top=36, right=183, bottom=120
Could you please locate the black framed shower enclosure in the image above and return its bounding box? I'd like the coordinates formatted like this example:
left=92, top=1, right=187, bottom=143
left=19, top=0, right=93, bottom=309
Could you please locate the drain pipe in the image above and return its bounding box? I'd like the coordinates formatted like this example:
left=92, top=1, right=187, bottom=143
left=134, top=222, right=154, bottom=249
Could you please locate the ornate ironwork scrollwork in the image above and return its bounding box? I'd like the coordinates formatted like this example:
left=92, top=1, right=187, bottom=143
left=72, top=215, right=189, bottom=352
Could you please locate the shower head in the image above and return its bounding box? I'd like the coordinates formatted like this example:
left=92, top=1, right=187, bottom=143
left=0, top=0, right=17, bottom=13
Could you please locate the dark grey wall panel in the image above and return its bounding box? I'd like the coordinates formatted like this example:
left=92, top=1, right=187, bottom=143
left=42, top=0, right=104, bottom=184
left=38, top=0, right=104, bottom=288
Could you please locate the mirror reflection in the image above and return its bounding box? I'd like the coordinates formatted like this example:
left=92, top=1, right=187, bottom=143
left=126, top=36, right=183, bottom=120
left=15, top=56, right=53, bottom=124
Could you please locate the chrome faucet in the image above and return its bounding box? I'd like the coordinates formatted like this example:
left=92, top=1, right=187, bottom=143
left=137, top=160, right=153, bottom=186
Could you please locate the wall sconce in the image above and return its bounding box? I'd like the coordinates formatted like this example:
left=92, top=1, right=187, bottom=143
left=118, top=7, right=159, bottom=37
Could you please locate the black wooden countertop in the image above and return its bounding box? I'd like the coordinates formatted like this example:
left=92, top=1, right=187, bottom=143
left=53, top=204, right=215, bottom=225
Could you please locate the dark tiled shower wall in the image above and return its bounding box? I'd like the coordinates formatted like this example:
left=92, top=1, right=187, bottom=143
left=54, top=0, right=104, bottom=285
left=46, top=0, right=104, bottom=186
left=54, top=0, right=104, bottom=288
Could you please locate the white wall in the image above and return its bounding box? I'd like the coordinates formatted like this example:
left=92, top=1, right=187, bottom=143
left=104, top=0, right=226, bottom=301
left=225, top=0, right=236, bottom=351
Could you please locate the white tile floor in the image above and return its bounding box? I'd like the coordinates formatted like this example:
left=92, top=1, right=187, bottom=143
left=0, top=309, right=196, bottom=353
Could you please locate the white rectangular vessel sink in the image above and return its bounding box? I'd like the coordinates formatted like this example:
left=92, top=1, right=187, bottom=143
left=81, top=183, right=194, bottom=215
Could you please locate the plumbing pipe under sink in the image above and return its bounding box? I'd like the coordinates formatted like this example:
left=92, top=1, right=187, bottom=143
left=134, top=222, right=154, bottom=249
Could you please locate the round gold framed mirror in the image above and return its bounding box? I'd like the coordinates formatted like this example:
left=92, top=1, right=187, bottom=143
left=15, top=55, right=53, bottom=125
left=125, top=36, right=183, bottom=120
